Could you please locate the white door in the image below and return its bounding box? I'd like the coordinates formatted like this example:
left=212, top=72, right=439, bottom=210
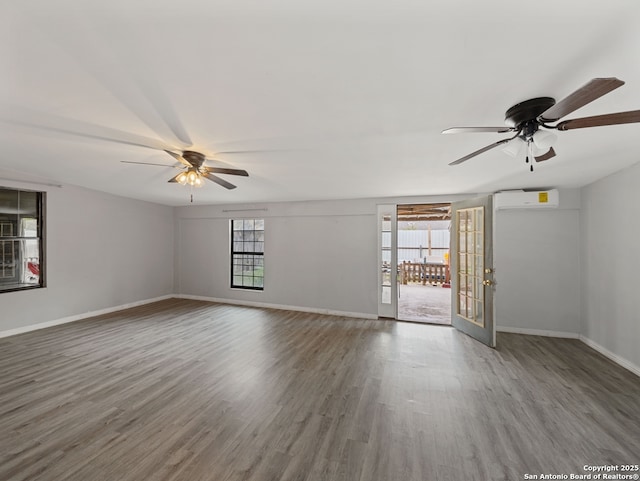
left=377, top=204, right=397, bottom=318
left=450, top=196, right=495, bottom=347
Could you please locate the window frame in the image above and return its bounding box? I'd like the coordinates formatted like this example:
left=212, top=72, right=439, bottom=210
left=0, top=187, right=46, bottom=294
left=230, top=219, right=264, bottom=291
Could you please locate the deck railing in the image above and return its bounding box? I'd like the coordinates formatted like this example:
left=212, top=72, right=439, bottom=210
left=399, top=261, right=450, bottom=285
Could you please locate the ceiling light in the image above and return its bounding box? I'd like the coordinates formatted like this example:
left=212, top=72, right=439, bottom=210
left=175, top=169, right=204, bottom=187
left=532, top=129, right=557, bottom=151
left=502, top=138, right=525, bottom=157
left=176, top=172, right=188, bottom=185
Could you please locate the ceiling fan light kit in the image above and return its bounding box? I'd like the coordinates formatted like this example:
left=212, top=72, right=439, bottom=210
left=175, top=169, right=203, bottom=187
left=121, top=149, right=251, bottom=201
left=443, top=77, right=640, bottom=171
left=532, top=129, right=557, bottom=151
left=502, top=138, right=525, bottom=157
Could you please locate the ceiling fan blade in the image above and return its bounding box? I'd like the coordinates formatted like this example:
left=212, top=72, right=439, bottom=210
left=5, top=106, right=173, bottom=152
left=212, top=149, right=295, bottom=155
left=449, top=138, right=514, bottom=165
left=36, top=20, right=192, bottom=149
left=556, top=110, right=640, bottom=131
left=534, top=147, right=556, bottom=162
left=164, top=150, right=191, bottom=167
left=204, top=167, right=249, bottom=177
left=203, top=172, right=237, bottom=190
left=442, top=127, right=515, bottom=134
left=121, top=161, right=180, bottom=168
left=167, top=174, right=182, bottom=183
left=538, top=77, right=625, bottom=122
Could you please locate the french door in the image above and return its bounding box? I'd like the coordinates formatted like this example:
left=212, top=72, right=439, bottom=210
left=377, top=204, right=397, bottom=318
left=450, top=196, right=496, bottom=347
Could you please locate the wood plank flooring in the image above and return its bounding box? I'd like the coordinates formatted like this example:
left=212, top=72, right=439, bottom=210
left=1, top=299, right=638, bottom=481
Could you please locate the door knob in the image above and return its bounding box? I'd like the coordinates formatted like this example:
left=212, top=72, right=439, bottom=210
left=484, top=268, right=494, bottom=274
left=482, top=279, right=494, bottom=286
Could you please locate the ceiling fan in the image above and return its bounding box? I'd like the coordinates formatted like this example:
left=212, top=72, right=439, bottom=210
left=6, top=105, right=260, bottom=192
left=443, top=77, right=640, bottom=171
left=122, top=150, right=248, bottom=190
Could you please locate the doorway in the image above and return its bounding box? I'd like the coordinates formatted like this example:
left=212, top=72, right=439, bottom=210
left=396, top=203, right=452, bottom=325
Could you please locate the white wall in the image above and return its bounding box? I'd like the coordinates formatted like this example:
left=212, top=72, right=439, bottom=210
left=176, top=192, right=587, bottom=332
left=581, top=161, right=640, bottom=370
left=0, top=180, right=174, bottom=333
left=175, top=195, right=470, bottom=317
left=175, top=199, right=379, bottom=317
left=493, top=189, right=582, bottom=336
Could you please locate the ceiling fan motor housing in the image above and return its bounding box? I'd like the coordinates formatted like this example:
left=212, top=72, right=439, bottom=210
left=182, top=151, right=206, bottom=169
left=504, top=97, right=556, bottom=128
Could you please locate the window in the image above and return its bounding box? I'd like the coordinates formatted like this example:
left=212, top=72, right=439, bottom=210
left=231, top=219, right=264, bottom=290
left=0, top=187, right=46, bottom=293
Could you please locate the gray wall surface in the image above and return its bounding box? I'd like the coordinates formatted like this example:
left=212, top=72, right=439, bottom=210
left=176, top=189, right=592, bottom=335
left=0, top=181, right=174, bottom=332
left=174, top=196, right=468, bottom=316
left=176, top=199, right=379, bottom=316
left=581, top=161, right=640, bottom=370
left=175, top=191, right=586, bottom=335
left=493, top=190, right=582, bottom=335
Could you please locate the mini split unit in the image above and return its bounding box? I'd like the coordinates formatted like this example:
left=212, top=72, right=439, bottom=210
left=494, top=189, right=559, bottom=210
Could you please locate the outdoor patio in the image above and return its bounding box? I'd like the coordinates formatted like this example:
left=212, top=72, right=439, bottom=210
left=397, top=283, right=452, bottom=325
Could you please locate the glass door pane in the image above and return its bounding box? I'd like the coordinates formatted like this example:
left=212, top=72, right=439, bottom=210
left=455, top=206, right=484, bottom=326
left=378, top=205, right=397, bottom=318
left=381, top=215, right=392, bottom=304
left=450, top=196, right=495, bottom=348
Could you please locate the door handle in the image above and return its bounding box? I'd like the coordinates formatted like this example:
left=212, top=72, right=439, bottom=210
left=484, top=268, right=494, bottom=274
left=482, top=279, right=494, bottom=286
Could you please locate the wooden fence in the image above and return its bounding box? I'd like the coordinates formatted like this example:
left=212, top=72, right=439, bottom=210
left=399, top=261, right=450, bottom=286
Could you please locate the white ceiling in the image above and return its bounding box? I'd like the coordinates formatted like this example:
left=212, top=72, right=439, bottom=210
left=1, top=0, right=640, bottom=206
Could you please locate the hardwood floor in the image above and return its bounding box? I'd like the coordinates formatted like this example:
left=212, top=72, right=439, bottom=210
left=1, top=299, right=638, bottom=481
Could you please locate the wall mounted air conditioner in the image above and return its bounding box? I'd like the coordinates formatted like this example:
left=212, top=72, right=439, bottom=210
left=494, top=189, right=559, bottom=210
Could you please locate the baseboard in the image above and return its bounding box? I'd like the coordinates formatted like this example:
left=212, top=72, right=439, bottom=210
left=497, top=326, right=639, bottom=378
left=580, top=335, right=640, bottom=378
left=497, top=326, right=580, bottom=339
left=0, top=294, right=174, bottom=339
left=177, top=294, right=378, bottom=320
